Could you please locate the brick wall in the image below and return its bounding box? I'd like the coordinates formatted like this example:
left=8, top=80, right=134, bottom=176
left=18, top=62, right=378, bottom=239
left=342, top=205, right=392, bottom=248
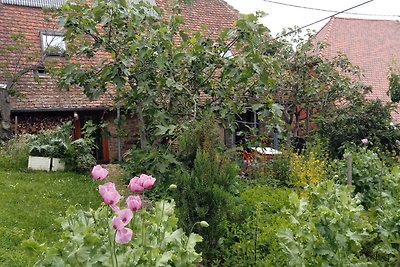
left=1, top=0, right=240, bottom=160
left=105, top=111, right=138, bottom=161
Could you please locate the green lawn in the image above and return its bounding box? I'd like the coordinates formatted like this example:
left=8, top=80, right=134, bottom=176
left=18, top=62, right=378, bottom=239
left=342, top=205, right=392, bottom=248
left=0, top=170, right=101, bottom=267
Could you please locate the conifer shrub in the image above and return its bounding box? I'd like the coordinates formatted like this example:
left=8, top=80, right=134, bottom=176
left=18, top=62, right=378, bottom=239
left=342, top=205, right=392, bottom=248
left=173, top=149, right=240, bottom=265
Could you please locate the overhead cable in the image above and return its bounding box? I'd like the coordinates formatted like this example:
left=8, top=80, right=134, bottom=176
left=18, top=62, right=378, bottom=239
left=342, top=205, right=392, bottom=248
left=277, top=0, right=375, bottom=37
left=263, top=0, right=399, bottom=17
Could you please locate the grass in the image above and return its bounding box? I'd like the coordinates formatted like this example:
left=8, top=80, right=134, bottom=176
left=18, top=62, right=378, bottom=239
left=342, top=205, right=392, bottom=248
left=0, top=170, right=101, bottom=267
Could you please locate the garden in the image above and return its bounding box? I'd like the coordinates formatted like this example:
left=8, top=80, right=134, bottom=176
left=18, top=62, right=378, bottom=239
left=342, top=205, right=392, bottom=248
left=1, top=0, right=400, bottom=266
left=2, top=112, right=400, bottom=266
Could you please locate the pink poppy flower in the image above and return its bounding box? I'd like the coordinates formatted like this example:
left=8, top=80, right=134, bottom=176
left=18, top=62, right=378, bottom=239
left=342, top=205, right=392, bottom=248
left=98, top=182, right=121, bottom=206
left=139, top=174, right=156, bottom=189
left=115, top=227, right=133, bottom=244
left=91, top=165, right=108, bottom=180
left=126, top=195, right=142, bottom=211
left=112, top=208, right=133, bottom=229
left=117, top=208, right=133, bottom=225
left=361, top=138, right=369, bottom=145
left=128, top=176, right=144, bottom=193
left=112, top=216, right=125, bottom=230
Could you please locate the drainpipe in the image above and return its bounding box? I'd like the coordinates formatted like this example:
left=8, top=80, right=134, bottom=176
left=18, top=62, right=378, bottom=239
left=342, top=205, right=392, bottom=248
left=116, top=105, right=122, bottom=162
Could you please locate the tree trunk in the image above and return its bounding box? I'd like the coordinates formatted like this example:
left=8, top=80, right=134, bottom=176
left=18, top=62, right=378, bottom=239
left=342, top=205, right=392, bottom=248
left=136, top=100, right=148, bottom=149
left=128, top=77, right=148, bottom=150
left=0, top=87, right=11, bottom=140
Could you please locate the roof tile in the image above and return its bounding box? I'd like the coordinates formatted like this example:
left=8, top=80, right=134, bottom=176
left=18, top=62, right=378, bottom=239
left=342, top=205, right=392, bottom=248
left=315, top=17, right=400, bottom=122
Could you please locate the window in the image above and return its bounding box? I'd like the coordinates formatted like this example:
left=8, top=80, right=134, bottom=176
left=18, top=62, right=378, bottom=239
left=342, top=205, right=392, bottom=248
left=33, top=66, right=47, bottom=77
left=221, top=50, right=234, bottom=58
left=235, top=109, right=259, bottom=145
left=40, top=32, right=66, bottom=56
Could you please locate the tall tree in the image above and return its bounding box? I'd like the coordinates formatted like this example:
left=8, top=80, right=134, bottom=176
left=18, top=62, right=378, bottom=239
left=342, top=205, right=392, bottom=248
left=57, top=0, right=282, bottom=149
left=272, top=30, right=370, bottom=139
left=57, top=0, right=371, bottom=149
left=0, top=33, right=47, bottom=139
left=0, top=6, right=64, bottom=140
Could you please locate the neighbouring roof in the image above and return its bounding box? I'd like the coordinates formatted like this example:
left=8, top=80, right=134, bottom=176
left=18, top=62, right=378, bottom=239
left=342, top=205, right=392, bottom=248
left=314, top=17, right=400, bottom=122
left=1, top=0, right=65, bottom=8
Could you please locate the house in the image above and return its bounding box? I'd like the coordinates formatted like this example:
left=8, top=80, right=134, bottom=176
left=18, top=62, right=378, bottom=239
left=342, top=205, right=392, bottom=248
left=314, top=16, right=400, bottom=122
left=0, top=0, right=239, bottom=162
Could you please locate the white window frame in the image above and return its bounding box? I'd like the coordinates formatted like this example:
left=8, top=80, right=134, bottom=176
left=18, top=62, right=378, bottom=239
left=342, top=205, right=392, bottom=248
left=40, top=31, right=66, bottom=56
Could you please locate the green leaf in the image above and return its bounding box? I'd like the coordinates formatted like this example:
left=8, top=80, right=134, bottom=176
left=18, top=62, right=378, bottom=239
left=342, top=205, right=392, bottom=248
left=156, top=251, right=173, bottom=266
left=186, top=233, right=203, bottom=250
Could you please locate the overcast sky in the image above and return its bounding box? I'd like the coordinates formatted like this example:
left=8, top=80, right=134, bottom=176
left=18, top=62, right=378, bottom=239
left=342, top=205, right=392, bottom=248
left=225, top=0, right=399, bottom=37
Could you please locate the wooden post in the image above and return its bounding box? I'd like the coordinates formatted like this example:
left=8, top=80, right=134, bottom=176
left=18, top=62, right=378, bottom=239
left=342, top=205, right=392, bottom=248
left=347, top=154, right=353, bottom=185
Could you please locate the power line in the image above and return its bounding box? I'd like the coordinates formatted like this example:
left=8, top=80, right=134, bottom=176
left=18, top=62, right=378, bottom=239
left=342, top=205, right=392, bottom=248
left=263, top=0, right=399, bottom=17
left=277, top=0, right=376, bottom=38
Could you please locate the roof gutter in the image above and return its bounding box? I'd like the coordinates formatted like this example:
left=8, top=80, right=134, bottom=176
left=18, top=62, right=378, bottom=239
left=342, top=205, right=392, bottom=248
left=11, top=107, right=109, bottom=113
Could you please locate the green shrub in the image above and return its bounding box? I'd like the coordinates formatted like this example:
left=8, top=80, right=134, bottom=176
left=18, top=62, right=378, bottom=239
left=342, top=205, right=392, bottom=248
left=334, top=147, right=389, bottom=209
left=316, top=100, right=400, bottom=158
left=173, top=150, right=240, bottom=265
left=28, top=122, right=72, bottom=158
left=0, top=136, right=30, bottom=171
left=176, top=114, right=223, bottom=169
left=221, top=186, right=293, bottom=266
left=277, top=181, right=374, bottom=266
left=251, top=153, right=292, bottom=187
left=369, top=166, right=400, bottom=265
left=123, top=146, right=180, bottom=184
left=122, top=115, right=223, bottom=200
left=65, top=121, right=97, bottom=172
left=253, top=147, right=329, bottom=189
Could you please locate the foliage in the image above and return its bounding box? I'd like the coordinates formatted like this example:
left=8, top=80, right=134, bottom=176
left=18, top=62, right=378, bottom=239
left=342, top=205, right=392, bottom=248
left=277, top=181, right=374, bottom=266
left=65, top=120, right=97, bottom=172
left=0, top=170, right=99, bottom=267
left=29, top=167, right=202, bottom=267
left=252, top=142, right=328, bottom=188
left=176, top=114, right=223, bottom=168
left=372, top=166, right=400, bottom=265
left=273, top=30, right=370, bottom=139
left=334, top=147, right=389, bottom=209
left=173, top=150, right=240, bottom=264
left=31, top=200, right=202, bottom=267
left=316, top=100, right=400, bottom=158
left=0, top=135, right=30, bottom=171
left=388, top=62, right=400, bottom=103
left=248, top=152, right=291, bottom=186
left=289, top=151, right=326, bottom=189
left=221, top=186, right=293, bottom=266
left=123, top=115, right=223, bottom=198
left=57, top=0, right=284, bottom=150
left=123, top=146, right=180, bottom=182
left=26, top=120, right=97, bottom=171
left=0, top=17, right=59, bottom=140
left=28, top=122, right=72, bottom=158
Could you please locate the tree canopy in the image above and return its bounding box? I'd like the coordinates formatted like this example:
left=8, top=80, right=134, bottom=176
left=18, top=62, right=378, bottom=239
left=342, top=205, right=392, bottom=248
left=57, top=0, right=371, bottom=149
left=58, top=0, right=283, bottom=148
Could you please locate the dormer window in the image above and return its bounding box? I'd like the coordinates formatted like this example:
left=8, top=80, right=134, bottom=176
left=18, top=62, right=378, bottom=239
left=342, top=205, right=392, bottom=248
left=40, top=32, right=66, bottom=56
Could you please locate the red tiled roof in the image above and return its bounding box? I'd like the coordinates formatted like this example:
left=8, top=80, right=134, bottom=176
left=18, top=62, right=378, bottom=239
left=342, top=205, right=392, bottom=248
left=156, top=0, right=239, bottom=38
left=0, top=0, right=239, bottom=112
left=314, top=17, right=400, bottom=122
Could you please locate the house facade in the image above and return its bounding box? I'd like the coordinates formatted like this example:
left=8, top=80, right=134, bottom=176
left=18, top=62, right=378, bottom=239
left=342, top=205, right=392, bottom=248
left=314, top=16, right=400, bottom=122
left=0, top=0, right=239, bottom=162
